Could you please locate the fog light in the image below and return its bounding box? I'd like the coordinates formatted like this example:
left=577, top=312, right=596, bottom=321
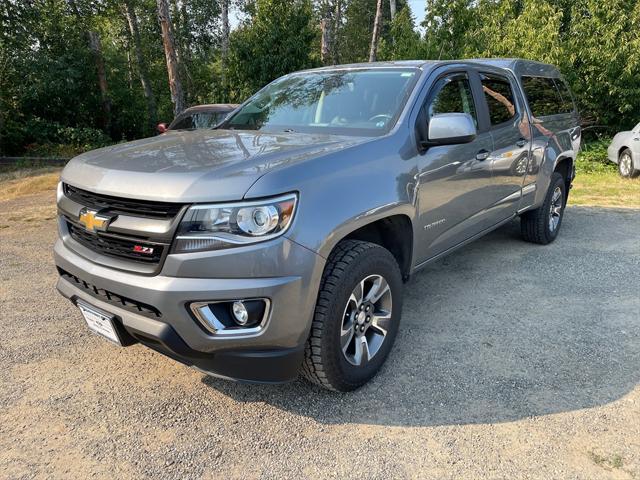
left=232, top=301, right=249, bottom=325
left=190, top=299, right=269, bottom=334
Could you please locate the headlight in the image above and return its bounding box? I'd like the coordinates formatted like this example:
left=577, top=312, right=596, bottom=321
left=173, top=193, right=297, bottom=253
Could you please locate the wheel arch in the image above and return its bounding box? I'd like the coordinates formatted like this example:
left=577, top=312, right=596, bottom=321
left=551, top=152, right=575, bottom=204
left=329, top=213, right=414, bottom=281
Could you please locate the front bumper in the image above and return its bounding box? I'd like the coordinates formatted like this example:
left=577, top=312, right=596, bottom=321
left=54, top=236, right=324, bottom=383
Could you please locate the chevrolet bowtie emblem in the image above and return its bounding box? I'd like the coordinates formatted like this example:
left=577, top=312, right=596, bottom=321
left=78, top=208, right=113, bottom=232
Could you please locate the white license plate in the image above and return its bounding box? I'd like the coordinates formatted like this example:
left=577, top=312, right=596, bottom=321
left=77, top=301, right=122, bottom=346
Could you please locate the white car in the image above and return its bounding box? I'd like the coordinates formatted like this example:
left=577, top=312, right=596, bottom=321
left=608, top=122, right=640, bottom=178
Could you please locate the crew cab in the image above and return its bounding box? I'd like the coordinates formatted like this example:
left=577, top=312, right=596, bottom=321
left=54, top=59, right=580, bottom=391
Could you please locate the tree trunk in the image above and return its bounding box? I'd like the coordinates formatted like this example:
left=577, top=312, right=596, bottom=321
left=332, top=0, right=341, bottom=65
left=389, top=0, right=396, bottom=19
left=67, top=0, right=111, bottom=132
left=157, top=0, right=185, bottom=115
left=221, top=0, right=230, bottom=61
left=124, top=0, right=158, bottom=129
left=320, top=1, right=332, bottom=65
left=369, top=0, right=383, bottom=62
left=88, top=31, right=112, bottom=132
left=220, top=0, right=230, bottom=97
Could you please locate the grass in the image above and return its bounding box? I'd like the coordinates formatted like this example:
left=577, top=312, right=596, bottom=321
left=0, top=168, right=61, bottom=202
left=570, top=172, right=639, bottom=208
left=570, top=138, right=640, bottom=208
left=589, top=451, right=624, bottom=470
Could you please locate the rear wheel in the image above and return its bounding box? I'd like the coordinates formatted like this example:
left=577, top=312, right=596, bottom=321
left=520, top=172, right=566, bottom=245
left=618, top=149, right=639, bottom=178
left=301, top=240, right=403, bottom=391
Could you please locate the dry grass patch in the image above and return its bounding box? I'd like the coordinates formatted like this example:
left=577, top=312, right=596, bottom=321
left=0, top=168, right=62, bottom=202
left=569, top=172, right=639, bottom=208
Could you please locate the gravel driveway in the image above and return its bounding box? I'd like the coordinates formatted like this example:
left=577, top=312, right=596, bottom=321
left=1, top=190, right=639, bottom=479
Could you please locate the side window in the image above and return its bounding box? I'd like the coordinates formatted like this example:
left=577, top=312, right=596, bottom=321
left=521, top=76, right=566, bottom=117
left=427, top=73, right=478, bottom=126
left=553, top=79, right=575, bottom=114
left=480, top=74, right=517, bottom=126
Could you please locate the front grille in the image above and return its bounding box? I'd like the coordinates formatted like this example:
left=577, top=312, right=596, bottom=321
left=58, top=267, right=162, bottom=318
left=67, top=221, right=164, bottom=264
left=63, top=183, right=183, bottom=219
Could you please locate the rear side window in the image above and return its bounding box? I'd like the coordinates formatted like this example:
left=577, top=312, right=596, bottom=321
left=552, top=79, right=576, bottom=114
left=480, top=74, right=517, bottom=126
left=522, top=76, right=572, bottom=117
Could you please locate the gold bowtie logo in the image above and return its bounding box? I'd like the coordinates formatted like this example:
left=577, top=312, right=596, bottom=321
left=78, top=209, right=112, bottom=232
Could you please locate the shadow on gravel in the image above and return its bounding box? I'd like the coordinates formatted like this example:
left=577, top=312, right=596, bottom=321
left=202, top=208, right=640, bottom=427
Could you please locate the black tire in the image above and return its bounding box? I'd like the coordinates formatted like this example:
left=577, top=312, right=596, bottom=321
left=618, top=148, right=639, bottom=178
left=520, top=172, right=566, bottom=245
left=301, top=240, right=403, bottom=392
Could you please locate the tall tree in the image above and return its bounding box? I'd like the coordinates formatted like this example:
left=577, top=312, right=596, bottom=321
left=227, top=0, right=317, bottom=99
left=369, top=0, right=384, bottom=61
left=389, top=0, right=396, bottom=19
left=221, top=0, right=230, bottom=61
left=320, top=0, right=333, bottom=65
left=68, top=0, right=112, bottom=132
left=332, top=0, right=342, bottom=64
left=124, top=0, right=158, bottom=130
left=157, top=0, right=185, bottom=115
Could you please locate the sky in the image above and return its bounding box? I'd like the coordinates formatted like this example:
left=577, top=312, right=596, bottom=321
left=407, top=0, right=426, bottom=26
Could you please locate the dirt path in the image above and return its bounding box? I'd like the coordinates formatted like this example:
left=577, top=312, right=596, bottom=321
left=1, top=191, right=639, bottom=479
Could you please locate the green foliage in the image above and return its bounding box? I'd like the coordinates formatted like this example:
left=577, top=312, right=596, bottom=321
left=575, top=139, right=617, bottom=174
left=379, top=7, right=424, bottom=61
left=1, top=0, right=639, bottom=157
left=422, top=0, right=640, bottom=131
left=226, top=0, right=319, bottom=101
left=15, top=118, right=112, bottom=158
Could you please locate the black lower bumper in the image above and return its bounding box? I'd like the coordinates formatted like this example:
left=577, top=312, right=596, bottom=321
left=121, top=320, right=304, bottom=384
left=66, top=295, right=305, bottom=384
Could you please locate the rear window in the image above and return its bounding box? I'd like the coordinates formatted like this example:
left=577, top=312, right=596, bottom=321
left=171, top=112, right=222, bottom=130
left=522, top=76, right=573, bottom=117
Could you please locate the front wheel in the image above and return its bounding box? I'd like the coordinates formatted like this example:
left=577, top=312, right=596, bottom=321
left=520, top=172, right=566, bottom=245
left=618, top=149, right=639, bottom=178
left=301, top=240, right=403, bottom=391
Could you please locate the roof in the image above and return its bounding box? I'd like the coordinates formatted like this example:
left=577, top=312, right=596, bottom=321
left=298, top=58, right=562, bottom=78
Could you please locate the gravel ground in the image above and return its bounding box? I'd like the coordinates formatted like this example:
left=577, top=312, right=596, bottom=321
left=1, top=190, right=639, bottom=480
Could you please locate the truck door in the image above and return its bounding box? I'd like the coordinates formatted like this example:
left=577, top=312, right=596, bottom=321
left=473, top=71, right=532, bottom=220
left=414, top=69, right=496, bottom=263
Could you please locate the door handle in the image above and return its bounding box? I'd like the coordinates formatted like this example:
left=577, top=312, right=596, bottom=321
left=516, top=138, right=527, bottom=148
left=476, top=150, right=490, bottom=161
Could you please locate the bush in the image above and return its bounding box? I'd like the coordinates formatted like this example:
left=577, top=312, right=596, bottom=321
left=575, top=139, right=617, bottom=174
left=6, top=118, right=113, bottom=158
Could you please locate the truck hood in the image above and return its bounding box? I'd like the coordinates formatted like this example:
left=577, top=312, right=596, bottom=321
left=61, top=129, right=367, bottom=202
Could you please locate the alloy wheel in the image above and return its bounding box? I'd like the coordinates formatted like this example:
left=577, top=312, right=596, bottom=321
left=620, top=153, right=632, bottom=177
left=548, top=186, right=563, bottom=232
left=340, top=274, right=393, bottom=367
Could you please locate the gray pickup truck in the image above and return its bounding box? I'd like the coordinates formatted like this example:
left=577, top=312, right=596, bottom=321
left=55, top=59, right=580, bottom=391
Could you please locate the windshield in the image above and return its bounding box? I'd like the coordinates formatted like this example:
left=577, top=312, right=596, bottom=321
left=222, top=68, right=419, bottom=136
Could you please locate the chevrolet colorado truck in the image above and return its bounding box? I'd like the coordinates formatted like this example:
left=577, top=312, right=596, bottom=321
left=55, top=59, right=580, bottom=391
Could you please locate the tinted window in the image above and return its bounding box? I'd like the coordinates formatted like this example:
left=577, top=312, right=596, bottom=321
left=481, top=74, right=517, bottom=125
left=522, top=76, right=569, bottom=117
left=427, top=73, right=477, bottom=126
left=553, top=79, right=575, bottom=113
left=224, top=69, right=418, bottom=136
